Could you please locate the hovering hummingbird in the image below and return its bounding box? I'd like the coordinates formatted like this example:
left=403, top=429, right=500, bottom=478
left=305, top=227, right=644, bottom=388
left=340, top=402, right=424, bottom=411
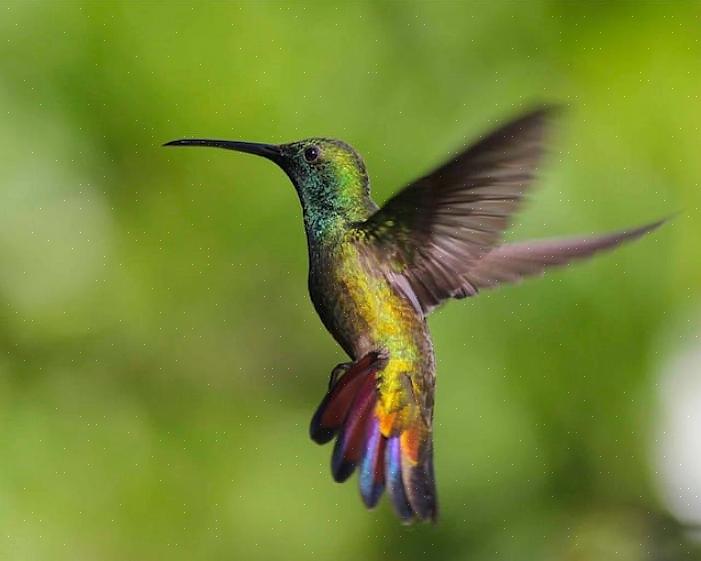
left=165, top=108, right=663, bottom=523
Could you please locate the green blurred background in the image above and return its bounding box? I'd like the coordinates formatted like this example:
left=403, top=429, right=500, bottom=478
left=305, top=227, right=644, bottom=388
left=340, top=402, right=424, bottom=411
left=1, top=1, right=700, bottom=560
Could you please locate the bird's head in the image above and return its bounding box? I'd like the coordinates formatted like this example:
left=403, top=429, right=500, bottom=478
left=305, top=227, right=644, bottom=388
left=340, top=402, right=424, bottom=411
left=164, top=136, right=372, bottom=233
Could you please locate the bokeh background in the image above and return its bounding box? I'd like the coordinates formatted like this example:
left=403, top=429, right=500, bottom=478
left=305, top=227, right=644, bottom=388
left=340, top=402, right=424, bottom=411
left=1, top=2, right=700, bottom=560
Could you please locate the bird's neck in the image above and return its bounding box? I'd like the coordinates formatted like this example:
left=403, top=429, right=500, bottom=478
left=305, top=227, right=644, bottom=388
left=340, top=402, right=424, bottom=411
left=302, top=196, right=376, bottom=246
left=295, top=171, right=377, bottom=245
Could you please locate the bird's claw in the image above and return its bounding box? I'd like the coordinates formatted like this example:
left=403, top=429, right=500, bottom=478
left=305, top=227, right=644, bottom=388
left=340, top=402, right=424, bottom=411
left=328, top=362, right=352, bottom=390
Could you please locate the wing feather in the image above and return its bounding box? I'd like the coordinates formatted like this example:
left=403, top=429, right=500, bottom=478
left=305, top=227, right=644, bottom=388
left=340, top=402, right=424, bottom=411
left=463, top=219, right=665, bottom=292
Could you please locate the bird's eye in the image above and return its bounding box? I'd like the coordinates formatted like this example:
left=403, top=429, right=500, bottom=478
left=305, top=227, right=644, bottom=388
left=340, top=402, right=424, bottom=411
left=304, top=146, right=320, bottom=163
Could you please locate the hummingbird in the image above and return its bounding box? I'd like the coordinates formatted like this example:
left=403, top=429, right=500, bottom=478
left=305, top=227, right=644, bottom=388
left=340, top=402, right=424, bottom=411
left=165, top=108, right=664, bottom=523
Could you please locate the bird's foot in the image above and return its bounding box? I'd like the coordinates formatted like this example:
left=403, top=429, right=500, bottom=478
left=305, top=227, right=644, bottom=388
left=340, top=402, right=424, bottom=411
left=328, top=362, right=352, bottom=390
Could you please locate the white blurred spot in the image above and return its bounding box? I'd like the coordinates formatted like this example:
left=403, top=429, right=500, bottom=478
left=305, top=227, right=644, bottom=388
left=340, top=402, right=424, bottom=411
left=656, top=316, right=701, bottom=528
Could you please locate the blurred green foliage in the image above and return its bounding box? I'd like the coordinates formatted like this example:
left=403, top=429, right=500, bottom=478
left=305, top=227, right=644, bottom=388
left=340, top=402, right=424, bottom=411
left=0, top=1, right=700, bottom=560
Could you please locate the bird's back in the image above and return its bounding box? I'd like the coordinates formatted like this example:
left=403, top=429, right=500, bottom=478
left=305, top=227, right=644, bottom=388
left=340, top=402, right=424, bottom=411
left=309, top=229, right=435, bottom=383
left=307, top=228, right=439, bottom=520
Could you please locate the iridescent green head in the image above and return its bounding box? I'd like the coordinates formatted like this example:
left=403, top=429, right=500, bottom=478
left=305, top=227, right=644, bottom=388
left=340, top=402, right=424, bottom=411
left=164, top=136, right=373, bottom=236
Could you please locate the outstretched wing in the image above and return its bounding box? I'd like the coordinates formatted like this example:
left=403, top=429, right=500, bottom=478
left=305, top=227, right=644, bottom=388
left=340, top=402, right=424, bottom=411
left=462, top=219, right=665, bottom=292
left=358, top=107, right=556, bottom=314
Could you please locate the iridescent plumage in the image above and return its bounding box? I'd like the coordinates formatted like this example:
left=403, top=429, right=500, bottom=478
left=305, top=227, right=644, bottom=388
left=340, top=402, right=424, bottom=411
left=165, top=108, right=664, bottom=523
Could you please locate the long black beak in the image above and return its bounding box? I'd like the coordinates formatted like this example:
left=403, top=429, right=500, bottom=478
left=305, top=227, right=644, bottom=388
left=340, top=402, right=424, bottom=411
left=163, top=139, right=284, bottom=164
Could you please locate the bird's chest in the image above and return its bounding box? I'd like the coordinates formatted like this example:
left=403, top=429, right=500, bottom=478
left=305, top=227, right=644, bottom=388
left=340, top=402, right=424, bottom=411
left=308, top=241, right=417, bottom=358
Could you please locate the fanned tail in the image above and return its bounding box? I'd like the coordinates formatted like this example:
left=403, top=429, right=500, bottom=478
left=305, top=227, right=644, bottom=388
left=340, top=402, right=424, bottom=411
left=309, top=352, right=384, bottom=445
left=310, top=351, right=438, bottom=523
left=391, top=423, right=437, bottom=522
